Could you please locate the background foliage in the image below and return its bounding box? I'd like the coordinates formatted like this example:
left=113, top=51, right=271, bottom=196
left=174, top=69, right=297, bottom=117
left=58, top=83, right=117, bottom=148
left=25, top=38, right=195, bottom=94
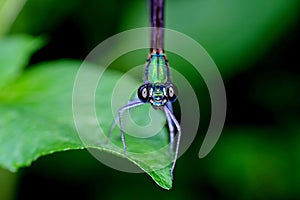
left=0, top=0, right=299, bottom=199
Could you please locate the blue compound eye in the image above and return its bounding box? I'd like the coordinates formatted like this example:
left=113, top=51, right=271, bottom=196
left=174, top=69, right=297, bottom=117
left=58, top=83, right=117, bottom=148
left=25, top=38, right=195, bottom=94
left=138, top=84, right=150, bottom=103
left=167, top=85, right=177, bottom=102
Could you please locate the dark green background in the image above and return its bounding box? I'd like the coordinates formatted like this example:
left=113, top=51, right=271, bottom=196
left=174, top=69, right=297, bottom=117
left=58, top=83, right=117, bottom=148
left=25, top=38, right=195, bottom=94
left=1, top=0, right=300, bottom=199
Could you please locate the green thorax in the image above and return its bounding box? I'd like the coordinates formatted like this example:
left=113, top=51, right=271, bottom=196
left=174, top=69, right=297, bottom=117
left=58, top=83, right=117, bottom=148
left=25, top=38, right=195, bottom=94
left=146, top=53, right=170, bottom=84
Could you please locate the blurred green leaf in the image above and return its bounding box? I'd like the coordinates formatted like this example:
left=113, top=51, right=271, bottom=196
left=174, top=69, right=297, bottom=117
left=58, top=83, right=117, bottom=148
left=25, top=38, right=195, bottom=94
left=0, top=60, right=174, bottom=189
left=0, top=35, right=43, bottom=89
left=0, top=0, right=27, bottom=36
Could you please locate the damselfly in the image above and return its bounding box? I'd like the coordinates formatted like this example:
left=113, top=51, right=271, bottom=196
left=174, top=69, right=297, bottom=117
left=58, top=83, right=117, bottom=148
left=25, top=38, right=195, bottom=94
left=109, top=0, right=181, bottom=178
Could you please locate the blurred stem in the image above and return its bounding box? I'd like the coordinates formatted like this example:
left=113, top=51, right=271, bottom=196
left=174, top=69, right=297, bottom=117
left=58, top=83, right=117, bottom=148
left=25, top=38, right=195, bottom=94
left=0, top=168, right=17, bottom=200
left=0, top=0, right=27, bottom=37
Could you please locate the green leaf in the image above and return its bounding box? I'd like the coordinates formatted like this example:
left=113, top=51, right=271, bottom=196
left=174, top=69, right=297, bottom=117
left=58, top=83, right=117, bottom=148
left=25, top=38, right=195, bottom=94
left=0, top=0, right=27, bottom=36
left=0, top=60, right=173, bottom=189
left=0, top=35, right=44, bottom=89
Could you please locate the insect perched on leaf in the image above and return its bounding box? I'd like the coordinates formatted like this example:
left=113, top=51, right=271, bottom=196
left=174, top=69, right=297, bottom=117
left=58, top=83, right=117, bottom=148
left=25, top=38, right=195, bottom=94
left=108, top=0, right=181, bottom=179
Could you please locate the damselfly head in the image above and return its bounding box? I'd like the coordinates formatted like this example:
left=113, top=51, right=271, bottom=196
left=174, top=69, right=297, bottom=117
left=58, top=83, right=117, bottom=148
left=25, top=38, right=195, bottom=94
left=137, top=83, right=177, bottom=108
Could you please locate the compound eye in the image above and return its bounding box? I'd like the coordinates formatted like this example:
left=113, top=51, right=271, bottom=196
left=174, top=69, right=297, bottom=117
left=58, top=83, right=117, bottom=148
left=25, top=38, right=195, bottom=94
left=138, top=84, right=150, bottom=102
left=167, top=85, right=177, bottom=102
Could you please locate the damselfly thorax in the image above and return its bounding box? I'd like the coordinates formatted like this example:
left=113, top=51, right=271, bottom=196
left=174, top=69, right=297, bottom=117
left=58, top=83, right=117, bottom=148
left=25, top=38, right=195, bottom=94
left=138, top=49, right=177, bottom=110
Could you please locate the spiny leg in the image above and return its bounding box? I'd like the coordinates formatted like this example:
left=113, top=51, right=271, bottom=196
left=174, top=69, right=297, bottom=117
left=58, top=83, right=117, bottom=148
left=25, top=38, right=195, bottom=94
left=165, top=102, right=174, bottom=159
left=166, top=102, right=173, bottom=113
left=105, top=99, right=141, bottom=144
left=164, top=106, right=181, bottom=179
left=105, top=99, right=144, bottom=154
left=104, top=117, right=119, bottom=145
left=116, top=100, right=145, bottom=156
